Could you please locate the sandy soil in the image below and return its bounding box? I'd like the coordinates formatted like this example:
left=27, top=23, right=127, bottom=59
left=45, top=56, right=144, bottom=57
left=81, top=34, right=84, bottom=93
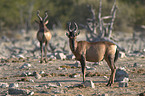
left=0, top=56, right=145, bottom=96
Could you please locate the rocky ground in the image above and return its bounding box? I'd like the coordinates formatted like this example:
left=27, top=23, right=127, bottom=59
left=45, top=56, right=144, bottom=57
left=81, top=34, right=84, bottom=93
left=0, top=30, right=145, bottom=96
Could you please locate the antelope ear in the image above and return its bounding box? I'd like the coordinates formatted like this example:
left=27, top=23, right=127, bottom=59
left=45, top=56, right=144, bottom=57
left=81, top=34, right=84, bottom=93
left=75, top=31, right=80, bottom=36
left=45, top=20, right=49, bottom=25
left=65, top=32, right=69, bottom=37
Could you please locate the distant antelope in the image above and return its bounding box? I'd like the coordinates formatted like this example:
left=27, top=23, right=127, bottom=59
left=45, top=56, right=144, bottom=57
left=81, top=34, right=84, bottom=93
left=35, top=10, right=52, bottom=63
left=66, top=22, right=119, bottom=86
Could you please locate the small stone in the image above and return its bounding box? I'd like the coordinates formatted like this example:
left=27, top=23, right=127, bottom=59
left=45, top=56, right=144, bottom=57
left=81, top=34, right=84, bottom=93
left=49, top=55, right=57, bottom=60
left=56, top=82, right=62, bottom=87
left=103, top=76, right=109, bottom=80
left=119, top=52, right=126, bottom=58
left=57, top=67, right=63, bottom=70
left=119, top=81, right=128, bottom=87
left=21, top=72, right=27, bottom=77
left=39, top=71, right=45, bottom=74
left=9, top=83, right=19, bottom=88
left=47, top=83, right=58, bottom=88
left=52, top=89, right=63, bottom=94
left=115, top=68, right=129, bottom=82
left=0, top=83, right=9, bottom=88
left=102, top=93, right=109, bottom=96
left=55, top=53, right=66, bottom=60
left=133, top=63, right=137, bottom=67
left=89, top=68, right=96, bottom=70
left=28, top=91, right=34, bottom=95
left=29, top=79, right=34, bottom=83
left=66, top=54, right=75, bottom=59
left=86, top=66, right=91, bottom=70
left=20, top=63, right=31, bottom=69
left=26, top=72, right=32, bottom=76
left=74, top=61, right=80, bottom=67
left=33, top=72, right=42, bottom=79
left=72, top=74, right=80, bottom=78
left=83, top=80, right=95, bottom=88
left=93, top=62, right=102, bottom=65
left=17, top=54, right=25, bottom=59
left=133, top=63, right=142, bottom=67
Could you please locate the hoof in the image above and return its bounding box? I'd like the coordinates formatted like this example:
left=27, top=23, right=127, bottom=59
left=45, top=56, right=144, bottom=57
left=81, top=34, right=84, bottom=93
left=106, top=83, right=112, bottom=86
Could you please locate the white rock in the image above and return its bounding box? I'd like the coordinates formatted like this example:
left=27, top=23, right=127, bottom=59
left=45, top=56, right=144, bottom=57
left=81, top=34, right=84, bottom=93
left=47, top=83, right=58, bottom=88
left=20, top=63, right=31, bottom=69
left=103, top=76, right=109, bottom=80
left=66, top=54, right=75, bottom=59
left=49, top=55, right=57, bottom=60
left=28, top=91, right=35, bottom=95
left=86, top=66, right=91, bottom=70
left=16, top=54, right=25, bottom=59
left=26, top=72, right=32, bottom=76
left=39, top=71, right=45, bottom=74
left=33, top=71, right=42, bottom=79
left=119, top=52, right=126, bottom=58
left=55, top=53, right=66, bottom=60
left=75, top=61, right=80, bottom=67
left=21, top=72, right=27, bottom=77
left=56, top=82, right=62, bottom=87
left=83, top=80, right=95, bottom=88
left=35, top=72, right=42, bottom=79
left=9, top=83, right=19, bottom=88
left=0, top=83, right=9, bottom=88
left=29, top=79, right=34, bottom=83
left=72, top=74, right=80, bottom=78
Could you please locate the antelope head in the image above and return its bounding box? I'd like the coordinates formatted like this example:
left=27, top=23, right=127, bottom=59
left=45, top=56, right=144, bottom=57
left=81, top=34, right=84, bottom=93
left=36, top=10, right=49, bottom=30
left=66, top=22, right=80, bottom=51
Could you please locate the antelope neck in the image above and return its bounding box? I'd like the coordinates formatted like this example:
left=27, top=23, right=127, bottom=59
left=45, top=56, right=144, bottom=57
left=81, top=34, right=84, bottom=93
left=69, top=38, right=77, bottom=52
left=39, top=26, right=49, bottom=32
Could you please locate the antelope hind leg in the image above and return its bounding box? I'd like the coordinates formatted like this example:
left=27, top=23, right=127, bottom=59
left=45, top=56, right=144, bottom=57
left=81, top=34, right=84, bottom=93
left=105, top=55, right=116, bottom=86
left=40, top=42, right=43, bottom=63
left=44, top=41, right=48, bottom=63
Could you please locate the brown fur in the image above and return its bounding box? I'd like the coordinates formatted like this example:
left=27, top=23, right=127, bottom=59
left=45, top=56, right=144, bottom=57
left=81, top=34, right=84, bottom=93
left=66, top=22, right=119, bottom=86
left=36, top=11, right=51, bottom=63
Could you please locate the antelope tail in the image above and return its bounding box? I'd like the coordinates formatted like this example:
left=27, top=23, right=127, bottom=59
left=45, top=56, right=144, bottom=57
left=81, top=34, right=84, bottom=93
left=114, top=49, right=119, bottom=63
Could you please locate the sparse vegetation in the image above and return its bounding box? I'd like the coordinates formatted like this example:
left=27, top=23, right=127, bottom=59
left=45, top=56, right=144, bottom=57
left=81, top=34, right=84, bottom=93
left=0, top=0, right=145, bottom=34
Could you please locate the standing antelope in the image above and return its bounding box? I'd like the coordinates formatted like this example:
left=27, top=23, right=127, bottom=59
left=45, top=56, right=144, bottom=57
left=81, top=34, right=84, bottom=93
left=66, top=22, right=119, bottom=86
left=35, top=10, right=52, bottom=63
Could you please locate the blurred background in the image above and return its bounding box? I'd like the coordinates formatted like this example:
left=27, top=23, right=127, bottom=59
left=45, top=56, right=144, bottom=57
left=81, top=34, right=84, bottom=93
left=0, top=0, right=145, bottom=33
left=0, top=0, right=145, bottom=58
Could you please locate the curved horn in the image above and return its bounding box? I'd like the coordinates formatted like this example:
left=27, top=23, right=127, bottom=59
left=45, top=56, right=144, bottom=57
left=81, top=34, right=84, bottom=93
left=74, top=22, right=78, bottom=33
left=44, top=11, right=48, bottom=21
left=68, top=22, right=72, bottom=32
left=37, top=10, right=42, bottom=21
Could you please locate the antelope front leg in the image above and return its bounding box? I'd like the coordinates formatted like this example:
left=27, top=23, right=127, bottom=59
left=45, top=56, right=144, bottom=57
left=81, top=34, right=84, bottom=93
left=80, top=54, right=86, bottom=82
left=40, top=42, right=43, bottom=63
left=44, top=41, right=48, bottom=63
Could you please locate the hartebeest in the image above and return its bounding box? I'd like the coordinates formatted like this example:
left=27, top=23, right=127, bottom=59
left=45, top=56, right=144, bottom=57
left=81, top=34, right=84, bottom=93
left=66, top=22, right=119, bottom=86
left=36, top=10, right=52, bottom=63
